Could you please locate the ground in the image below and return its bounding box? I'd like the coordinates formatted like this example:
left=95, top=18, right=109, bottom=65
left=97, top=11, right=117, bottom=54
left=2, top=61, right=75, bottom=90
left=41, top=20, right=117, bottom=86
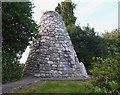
left=14, top=81, right=93, bottom=93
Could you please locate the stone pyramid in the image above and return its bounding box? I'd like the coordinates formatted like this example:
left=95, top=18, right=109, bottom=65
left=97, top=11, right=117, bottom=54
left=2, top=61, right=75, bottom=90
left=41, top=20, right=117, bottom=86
left=24, top=11, right=88, bottom=80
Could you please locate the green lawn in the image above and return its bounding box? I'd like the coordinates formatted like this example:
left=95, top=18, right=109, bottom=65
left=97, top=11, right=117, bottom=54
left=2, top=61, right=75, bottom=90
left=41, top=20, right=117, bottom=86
left=14, top=81, right=94, bottom=93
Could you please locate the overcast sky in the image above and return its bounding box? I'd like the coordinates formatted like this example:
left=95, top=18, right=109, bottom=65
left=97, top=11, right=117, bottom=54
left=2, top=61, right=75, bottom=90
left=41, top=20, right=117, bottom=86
left=20, top=0, right=119, bottom=64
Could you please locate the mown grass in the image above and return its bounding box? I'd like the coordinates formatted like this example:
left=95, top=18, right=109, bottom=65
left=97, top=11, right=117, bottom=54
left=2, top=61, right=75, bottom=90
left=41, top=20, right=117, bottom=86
left=14, top=81, right=94, bottom=93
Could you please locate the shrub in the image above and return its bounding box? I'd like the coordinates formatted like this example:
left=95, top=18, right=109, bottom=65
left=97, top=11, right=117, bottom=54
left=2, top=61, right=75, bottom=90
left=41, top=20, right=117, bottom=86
left=90, top=56, right=120, bottom=94
left=2, top=61, right=23, bottom=83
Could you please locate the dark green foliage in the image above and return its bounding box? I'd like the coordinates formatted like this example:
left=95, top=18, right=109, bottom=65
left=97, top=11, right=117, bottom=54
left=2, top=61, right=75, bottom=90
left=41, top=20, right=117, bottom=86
left=102, top=30, right=120, bottom=57
left=55, top=0, right=76, bottom=27
left=2, top=2, right=38, bottom=83
left=67, top=24, right=108, bottom=68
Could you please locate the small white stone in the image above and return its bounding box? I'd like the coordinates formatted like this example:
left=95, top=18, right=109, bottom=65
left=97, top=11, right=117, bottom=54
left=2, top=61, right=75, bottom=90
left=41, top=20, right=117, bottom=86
left=48, top=61, right=53, bottom=64
left=55, top=44, right=59, bottom=47
left=34, top=73, right=40, bottom=77
left=41, top=39, right=46, bottom=42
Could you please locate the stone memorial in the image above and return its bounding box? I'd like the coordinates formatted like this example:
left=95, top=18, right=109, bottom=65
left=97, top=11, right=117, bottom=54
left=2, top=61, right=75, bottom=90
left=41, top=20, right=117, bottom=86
left=24, top=11, right=89, bottom=80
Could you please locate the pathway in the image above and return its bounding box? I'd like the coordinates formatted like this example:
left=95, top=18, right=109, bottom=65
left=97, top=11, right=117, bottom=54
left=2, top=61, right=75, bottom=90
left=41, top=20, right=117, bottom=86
left=2, top=76, right=40, bottom=93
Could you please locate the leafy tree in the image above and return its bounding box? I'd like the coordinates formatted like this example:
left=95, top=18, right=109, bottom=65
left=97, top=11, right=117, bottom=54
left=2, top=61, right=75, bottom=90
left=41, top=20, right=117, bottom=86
left=2, top=2, right=38, bottom=83
left=68, top=24, right=108, bottom=68
left=55, top=0, right=76, bottom=27
left=102, top=30, right=120, bottom=57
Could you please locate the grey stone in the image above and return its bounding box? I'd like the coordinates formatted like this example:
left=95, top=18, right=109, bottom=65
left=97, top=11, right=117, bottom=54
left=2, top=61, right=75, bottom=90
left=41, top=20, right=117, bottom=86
left=48, top=61, right=53, bottom=64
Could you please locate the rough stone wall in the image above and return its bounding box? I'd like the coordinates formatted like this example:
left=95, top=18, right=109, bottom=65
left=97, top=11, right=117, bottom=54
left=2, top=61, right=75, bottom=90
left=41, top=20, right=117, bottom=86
left=24, top=11, right=84, bottom=78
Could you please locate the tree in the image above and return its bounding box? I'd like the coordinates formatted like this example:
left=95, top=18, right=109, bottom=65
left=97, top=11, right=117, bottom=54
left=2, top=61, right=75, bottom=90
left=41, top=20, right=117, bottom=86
left=68, top=24, right=108, bottom=68
left=2, top=2, right=38, bottom=83
left=102, top=30, right=120, bottom=57
left=55, top=0, right=76, bottom=27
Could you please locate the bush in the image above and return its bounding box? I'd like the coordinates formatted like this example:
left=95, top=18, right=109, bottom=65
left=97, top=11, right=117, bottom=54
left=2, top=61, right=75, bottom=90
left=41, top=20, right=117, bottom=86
left=2, top=60, right=23, bottom=83
left=90, top=56, right=120, bottom=94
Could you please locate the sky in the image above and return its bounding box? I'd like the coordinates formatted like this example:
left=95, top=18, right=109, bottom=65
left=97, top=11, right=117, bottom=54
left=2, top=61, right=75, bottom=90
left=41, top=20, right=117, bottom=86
left=20, top=0, right=119, bottom=64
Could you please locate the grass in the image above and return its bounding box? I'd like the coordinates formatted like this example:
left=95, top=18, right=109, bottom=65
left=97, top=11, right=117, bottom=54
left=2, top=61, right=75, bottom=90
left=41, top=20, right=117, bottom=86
left=14, top=81, right=94, bottom=93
